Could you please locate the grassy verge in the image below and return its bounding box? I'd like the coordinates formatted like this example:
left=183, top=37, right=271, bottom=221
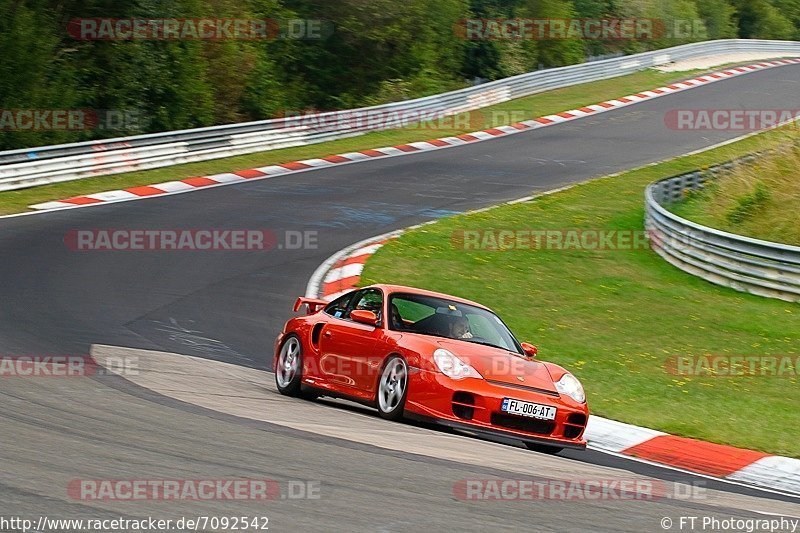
left=0, top=68, right=707, bottom=216
left=671, top=143, right=800, bottom=246
left=360, top=125, right=800, bottom=457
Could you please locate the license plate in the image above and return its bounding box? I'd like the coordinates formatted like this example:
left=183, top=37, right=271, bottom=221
left=501, top=398, right=557, bottom=420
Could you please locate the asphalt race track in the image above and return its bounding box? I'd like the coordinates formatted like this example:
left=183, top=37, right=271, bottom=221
left=2, top=64, right=800, bottom=530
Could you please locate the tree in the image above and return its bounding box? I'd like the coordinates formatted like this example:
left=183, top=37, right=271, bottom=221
left=0, top=0, right=81, bottom=148
left=695, top=0, right=737, bottom=38
left=736, top=0, right=795, bottom=39
left=3, top=0, right=800, bottom=150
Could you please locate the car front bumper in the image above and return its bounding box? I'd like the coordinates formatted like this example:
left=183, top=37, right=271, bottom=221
left=405, top=368, right=588, bottom=449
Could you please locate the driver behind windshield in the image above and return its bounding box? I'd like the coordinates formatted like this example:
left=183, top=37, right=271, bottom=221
left=449, top=315, right=473, bottom=340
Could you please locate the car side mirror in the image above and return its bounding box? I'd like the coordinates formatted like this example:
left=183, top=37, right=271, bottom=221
left=351, top=310, right=379, bottom=326
left=521, top=342, right=538, bottom=359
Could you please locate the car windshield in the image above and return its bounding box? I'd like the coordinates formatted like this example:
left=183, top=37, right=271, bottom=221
left=388, top=293, right=522, bottom=354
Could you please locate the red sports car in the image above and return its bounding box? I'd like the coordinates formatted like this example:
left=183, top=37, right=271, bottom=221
left=274, top=284, right=588, bottom=452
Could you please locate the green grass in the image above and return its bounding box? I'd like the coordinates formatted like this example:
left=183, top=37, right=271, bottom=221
left=0, top=68, right=705, bottom=216
left=360, top=126, right=800, bottom=457
left=672, top=143, right=800, bottom=246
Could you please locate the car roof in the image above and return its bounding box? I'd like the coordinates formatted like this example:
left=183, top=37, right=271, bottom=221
left=364, top=284, right=491, bottom=311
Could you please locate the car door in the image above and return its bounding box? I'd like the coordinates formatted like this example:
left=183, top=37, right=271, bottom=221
left=318, top=288, right=385, bottom=396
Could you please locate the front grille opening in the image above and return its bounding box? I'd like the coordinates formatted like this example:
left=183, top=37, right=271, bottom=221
left=452, top=392, right=475, bottom=420
left=567, top=413, right=587, bottom=426
left=491, top=413, right=555, bottom=435
left=564, top=412, right=587, bottom=439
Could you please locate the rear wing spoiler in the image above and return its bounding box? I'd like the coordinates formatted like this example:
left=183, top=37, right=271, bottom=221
left=293, top=297, right=328, bottom=314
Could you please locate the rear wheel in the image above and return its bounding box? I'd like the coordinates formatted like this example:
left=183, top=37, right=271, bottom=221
left=275, top=335, right=303, bottom=396
left=376, top=356, right=408, bottom=420
left=524, top=442, right=564, bottom=454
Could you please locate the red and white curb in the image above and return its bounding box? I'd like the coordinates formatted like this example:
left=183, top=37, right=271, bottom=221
left=30, top=58, right=800, bottom=212
left=304, top=231, right=404, bottom=302
left=305, top=231, right=800, bottom=498
left=587, top=418, right=799, bottom=496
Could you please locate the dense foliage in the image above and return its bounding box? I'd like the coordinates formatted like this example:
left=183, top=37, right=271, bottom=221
left=1, top=0, right=799, bottom=149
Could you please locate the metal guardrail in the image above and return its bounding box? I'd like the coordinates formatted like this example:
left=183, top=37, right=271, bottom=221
left=2, top=39, right=800, bottom=192
left=645, top=158, right=800, bottom=303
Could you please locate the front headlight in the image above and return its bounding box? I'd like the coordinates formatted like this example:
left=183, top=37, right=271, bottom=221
left=433, top=349, right=483, bottom=380
left=555, top=373, right=585, bottom=403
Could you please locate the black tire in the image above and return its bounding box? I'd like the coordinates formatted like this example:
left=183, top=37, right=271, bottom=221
left=376, top=355, right=409, bottom=421
left=299, top=385, right=320, bottom=401
left=524, top=442, right=564, bottom=454
left=275, top=335, right=303, bottom=396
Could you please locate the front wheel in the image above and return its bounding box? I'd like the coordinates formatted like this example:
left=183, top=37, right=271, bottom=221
left=275, top=335, right=303, bottom=396
left=524, top=442, right=563, bottom=454
left=376, top=356, right=408, bottom=420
